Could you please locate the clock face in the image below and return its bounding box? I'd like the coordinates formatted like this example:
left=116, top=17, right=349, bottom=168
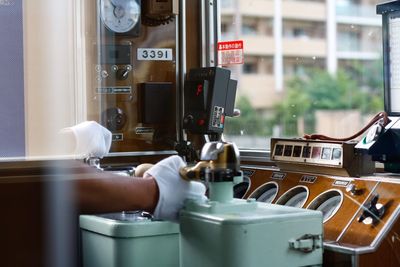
left=100, top=0, right=140, bottom=33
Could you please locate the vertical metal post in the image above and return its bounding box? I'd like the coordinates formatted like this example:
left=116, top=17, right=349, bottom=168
left=202, top=0, right=219, bottom=67
left=178, top=0, right=186, bottom=142
left=200, top=0, right=221, bottom=144
left=215, top=0, right=221, bottom=58
left=351, top=254, right=359, bottom=267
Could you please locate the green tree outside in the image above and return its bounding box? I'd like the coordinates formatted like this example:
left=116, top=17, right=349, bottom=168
left=225, top=61, right=384, bottom=137
left=224, top=96, right=271, bottom=136
left=272, top=67, right=383, bottom=136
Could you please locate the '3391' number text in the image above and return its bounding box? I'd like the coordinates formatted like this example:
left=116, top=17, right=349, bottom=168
left=137, top=48, right=173, bottom=61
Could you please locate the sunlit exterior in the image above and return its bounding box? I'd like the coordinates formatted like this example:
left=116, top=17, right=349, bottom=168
left=221, top=0, right=383, bottom=149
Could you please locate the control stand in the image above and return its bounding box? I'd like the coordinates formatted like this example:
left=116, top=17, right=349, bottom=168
left=178, top=141, right=324, bottom=267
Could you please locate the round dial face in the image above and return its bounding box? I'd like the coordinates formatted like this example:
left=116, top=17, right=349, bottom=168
left=100, top=0, right=140, bottom=33
left=316, top=195, right=342, bottom=222
left=285, top=191, right=307, bottom=208
left=257, top=188, right=277, bottom=203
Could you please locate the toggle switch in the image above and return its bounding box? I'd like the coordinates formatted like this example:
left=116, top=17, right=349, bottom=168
left=358, top=194, right=385, bottom=225
left=101, top=70, right=109, bottom=79
left=346, top=183, right=363, bottom=196
left=116, top=65, right=132, bottom=80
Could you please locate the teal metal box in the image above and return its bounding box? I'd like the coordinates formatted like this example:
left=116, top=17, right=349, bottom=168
left=80, top=212, right=180, bottom=267
left=180, top=200, right=323, bottom=267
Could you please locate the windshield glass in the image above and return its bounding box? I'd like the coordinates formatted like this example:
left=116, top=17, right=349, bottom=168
left=221, top=0, right=383, bottom=150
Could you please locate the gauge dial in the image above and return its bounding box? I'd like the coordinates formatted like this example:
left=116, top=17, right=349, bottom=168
left=284, top=191, right=308, bottom=207
left=316, top=195, right=342, bottom=221
left=249, top=182, right=278, bottom=203
left=321, top=147, right=332, bottom=160
left=307, top=190, right=343, bottom=223
left=257, top=187, right=278, bottom=203
left=100, top=0, right=140, bottom=33
left=276, top=186, right=308, bottom=208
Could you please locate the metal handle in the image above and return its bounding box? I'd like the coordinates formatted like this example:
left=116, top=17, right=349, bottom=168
left=179, top=161, right=210, bottom=181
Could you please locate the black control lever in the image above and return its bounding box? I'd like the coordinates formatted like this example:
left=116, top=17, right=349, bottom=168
left=358, top=194, right=385, bottom=224
left=116, top=65, right=132, bottom=80
left=117, top=69, right=129, bottom=80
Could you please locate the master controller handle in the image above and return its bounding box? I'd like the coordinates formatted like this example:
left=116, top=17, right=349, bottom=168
left=179, top=142, right=241, bottom=182
left=358, top=194, right=385, bottom=224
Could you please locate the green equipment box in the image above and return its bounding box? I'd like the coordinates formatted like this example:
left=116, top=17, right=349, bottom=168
left=180, top=200, right=323, bottom=267
left=80, top=212, right=180, bottom=267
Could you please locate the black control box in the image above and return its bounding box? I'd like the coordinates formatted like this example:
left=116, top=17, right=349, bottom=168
left=138, top=82, right=174, bottom=124
left=183, top=67, right=237, bottom=134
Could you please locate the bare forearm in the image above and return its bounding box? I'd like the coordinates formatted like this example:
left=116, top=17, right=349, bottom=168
left=75, top=175, right=159, bottom=214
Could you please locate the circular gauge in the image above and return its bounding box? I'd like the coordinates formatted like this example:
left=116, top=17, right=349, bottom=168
left=233, top=176, right=251, bottom=199
left=100, top=0, right=140, bottom=33
left=276, top=186, right=309, bottom=208
left=307, top=189, right=343, bottom=223
left=321, top=147, right=332, bottom=160
left=248, top=182, right=278, bottom=203
left=332, top=148, right=342, bottom=160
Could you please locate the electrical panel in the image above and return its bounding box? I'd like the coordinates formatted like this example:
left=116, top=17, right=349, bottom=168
left=183, top=67, right=237, bottom=134
left=87, top=0, right=179, bottom=152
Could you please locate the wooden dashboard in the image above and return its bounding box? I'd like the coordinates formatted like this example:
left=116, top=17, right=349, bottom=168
left=236, top=165, right=400, bottom=267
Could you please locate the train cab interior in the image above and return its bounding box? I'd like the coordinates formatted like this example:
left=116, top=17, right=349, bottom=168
left=1, top=0, right=400, bottom=266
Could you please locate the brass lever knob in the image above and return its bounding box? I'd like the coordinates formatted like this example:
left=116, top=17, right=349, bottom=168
left=179, top=161, right=210, bottom=181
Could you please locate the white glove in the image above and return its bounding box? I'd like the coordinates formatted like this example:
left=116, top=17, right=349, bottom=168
left=63, top=121, right=112, bottom=158
left=144, top=155, right=207, bottom=222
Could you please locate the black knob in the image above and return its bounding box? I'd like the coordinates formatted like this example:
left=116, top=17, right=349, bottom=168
left=116, top=69, right=129, bottom=80
left=358, top=194, right=385, bottom=224
left=101, top=107, right=127, bottom=131
left=183, top=115, right=194, bottom=126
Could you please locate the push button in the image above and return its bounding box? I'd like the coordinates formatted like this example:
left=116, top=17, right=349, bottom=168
left=197, top=119, right=205, bottom=126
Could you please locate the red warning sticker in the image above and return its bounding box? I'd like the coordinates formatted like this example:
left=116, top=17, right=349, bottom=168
left=217, top=40, right=244, bottom=66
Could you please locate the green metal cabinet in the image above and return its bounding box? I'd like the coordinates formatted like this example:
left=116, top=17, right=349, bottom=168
left=80, top=212, right=180, bottom=267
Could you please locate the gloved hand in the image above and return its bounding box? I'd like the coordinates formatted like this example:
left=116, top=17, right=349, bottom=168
left=62, top=121, right=112, bottom=158
left=144, top=155, right=207, bottom=222
left=134, top=163, right=154, bottom=177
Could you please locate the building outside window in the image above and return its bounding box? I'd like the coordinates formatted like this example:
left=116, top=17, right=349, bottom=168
left=222, top=0, right=383, bottom=150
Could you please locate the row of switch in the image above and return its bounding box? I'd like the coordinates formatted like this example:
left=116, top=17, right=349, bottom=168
left=274, top=144, right=342, bottom=161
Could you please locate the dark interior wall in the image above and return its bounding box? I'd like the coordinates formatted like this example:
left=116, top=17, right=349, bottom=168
left=0, top=0, right=25, bottom=157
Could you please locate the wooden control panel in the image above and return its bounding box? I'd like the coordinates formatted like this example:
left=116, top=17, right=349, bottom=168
left=238, top=166, right=400, bottom=266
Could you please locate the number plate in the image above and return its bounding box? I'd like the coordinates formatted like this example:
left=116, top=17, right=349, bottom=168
left=137, top=48, right=173, bottom=61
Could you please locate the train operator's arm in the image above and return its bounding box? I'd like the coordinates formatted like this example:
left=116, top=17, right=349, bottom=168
left=63, top=122, right=206, bottom=221
left=74, top=156, right=206, bottom=221
left=74, top=174, right=159, bottom=214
